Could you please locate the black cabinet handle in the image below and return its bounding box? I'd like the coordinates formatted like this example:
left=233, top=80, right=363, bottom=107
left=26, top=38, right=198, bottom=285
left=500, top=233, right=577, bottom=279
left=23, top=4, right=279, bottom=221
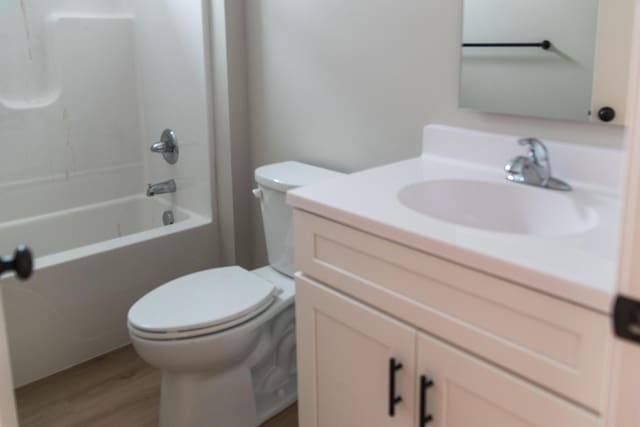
left=388, top=358, right=403, bottom=417
left=419, top=375, right=434, bottom=426
left=0, top=246, right=33, bottom=280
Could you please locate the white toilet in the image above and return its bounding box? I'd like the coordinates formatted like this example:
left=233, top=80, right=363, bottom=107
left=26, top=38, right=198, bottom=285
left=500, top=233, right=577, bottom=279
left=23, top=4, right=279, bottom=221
left=127, top=161, right=343, bottom=427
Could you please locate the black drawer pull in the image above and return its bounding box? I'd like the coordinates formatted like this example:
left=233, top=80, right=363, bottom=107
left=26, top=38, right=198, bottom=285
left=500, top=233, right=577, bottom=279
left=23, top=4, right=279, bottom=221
left=420, top=375, right=434, bottom=426
left=388, top=358, right=403, bottom=417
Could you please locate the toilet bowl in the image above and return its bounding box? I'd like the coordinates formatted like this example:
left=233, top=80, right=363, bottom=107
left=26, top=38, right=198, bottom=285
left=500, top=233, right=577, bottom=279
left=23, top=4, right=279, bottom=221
left=128, top=161, right=344, bottom=427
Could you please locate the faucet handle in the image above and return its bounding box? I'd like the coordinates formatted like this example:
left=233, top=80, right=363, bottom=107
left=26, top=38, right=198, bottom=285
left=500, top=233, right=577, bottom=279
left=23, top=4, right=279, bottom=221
left=517, top=138, right=548, bottom=163
left=150, top=129, right=179, bottom=164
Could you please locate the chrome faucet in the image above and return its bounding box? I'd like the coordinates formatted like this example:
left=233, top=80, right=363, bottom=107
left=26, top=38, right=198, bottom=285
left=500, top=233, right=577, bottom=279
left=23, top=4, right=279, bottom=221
left=505, top=138, right=571, bottom=191
left=147, top=179, right=177, bottom=197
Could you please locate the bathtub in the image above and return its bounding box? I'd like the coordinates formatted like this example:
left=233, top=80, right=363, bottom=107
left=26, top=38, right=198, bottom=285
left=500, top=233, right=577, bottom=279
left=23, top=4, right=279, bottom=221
left=0, top=195, right=218, bottom=386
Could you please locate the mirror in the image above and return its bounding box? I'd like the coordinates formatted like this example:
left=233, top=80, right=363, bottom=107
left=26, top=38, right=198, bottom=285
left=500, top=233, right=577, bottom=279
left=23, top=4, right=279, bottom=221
left=459, top=0, right=634, bottom=124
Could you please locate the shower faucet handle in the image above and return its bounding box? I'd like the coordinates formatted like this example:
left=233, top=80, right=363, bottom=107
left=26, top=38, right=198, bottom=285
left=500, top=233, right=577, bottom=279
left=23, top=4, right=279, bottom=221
left=0, top=245, right=34, bottom=280
left=150, top=129, right=179, bottom=164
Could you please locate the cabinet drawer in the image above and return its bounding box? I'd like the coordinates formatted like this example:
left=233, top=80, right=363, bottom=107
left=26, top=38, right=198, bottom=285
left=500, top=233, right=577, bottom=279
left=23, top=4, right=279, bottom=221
left=417, top=331, right=602, bottom=427
left=294, top=210, right=611, bottom=412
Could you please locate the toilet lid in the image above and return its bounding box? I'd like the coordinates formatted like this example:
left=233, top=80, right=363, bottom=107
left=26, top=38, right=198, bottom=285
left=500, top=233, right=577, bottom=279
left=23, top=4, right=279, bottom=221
left=128, top=266, right=277, bottom=339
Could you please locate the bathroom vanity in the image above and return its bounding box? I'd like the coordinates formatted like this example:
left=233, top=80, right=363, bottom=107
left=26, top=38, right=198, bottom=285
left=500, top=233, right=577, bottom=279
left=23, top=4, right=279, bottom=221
left=288, top=126, right=622, bottom=426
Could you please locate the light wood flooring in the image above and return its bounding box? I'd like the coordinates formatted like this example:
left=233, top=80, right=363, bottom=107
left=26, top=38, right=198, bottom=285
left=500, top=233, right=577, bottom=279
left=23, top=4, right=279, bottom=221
left=15, top=345, right=298, bottom=427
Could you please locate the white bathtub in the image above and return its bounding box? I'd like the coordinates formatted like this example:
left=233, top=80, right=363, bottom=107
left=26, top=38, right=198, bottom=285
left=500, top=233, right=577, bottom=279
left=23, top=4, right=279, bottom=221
left=0, top=195, right=218, bottom=386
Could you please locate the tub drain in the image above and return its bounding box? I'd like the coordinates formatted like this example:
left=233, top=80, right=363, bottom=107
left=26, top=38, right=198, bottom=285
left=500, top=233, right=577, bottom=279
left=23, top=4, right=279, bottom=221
left=162, top=210, right=175, bottom=225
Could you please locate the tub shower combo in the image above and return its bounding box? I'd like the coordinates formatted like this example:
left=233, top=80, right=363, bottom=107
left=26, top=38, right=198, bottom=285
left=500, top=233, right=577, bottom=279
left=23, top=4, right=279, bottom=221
left=0, top=0, right=216, bottom=386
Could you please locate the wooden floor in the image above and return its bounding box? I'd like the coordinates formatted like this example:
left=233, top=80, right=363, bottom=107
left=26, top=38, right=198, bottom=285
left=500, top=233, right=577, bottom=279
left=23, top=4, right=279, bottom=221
left=15, top=346, right=298, bottom=427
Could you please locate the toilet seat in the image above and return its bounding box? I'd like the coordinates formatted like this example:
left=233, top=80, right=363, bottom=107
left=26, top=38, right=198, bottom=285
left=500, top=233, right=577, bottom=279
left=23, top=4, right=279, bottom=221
left=128, top=266, right=278, bottom=340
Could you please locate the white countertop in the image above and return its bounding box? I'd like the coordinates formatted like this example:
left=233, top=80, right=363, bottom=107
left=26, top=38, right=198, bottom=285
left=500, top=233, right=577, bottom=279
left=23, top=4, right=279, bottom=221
left=288, top=125, right=623, bottom=314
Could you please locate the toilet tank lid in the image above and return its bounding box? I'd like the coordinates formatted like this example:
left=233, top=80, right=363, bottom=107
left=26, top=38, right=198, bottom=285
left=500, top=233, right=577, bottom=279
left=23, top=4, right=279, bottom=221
left=255, top=161, right=345, bottom=192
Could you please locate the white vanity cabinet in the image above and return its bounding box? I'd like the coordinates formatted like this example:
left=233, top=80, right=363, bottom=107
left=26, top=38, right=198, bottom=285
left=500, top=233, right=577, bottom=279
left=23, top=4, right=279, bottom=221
left=294, top=210, right=611, bottom=427
left=296, top=275, right=416, bottom=427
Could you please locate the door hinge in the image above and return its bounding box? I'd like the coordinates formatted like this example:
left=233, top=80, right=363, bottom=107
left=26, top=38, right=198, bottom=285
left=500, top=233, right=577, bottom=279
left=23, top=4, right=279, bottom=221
left=614, top=295, right=640, bottom=345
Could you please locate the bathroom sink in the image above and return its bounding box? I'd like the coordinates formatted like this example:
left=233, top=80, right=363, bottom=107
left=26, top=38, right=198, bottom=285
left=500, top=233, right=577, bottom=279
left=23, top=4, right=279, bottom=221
left=397, top=179, right=597, bottom=237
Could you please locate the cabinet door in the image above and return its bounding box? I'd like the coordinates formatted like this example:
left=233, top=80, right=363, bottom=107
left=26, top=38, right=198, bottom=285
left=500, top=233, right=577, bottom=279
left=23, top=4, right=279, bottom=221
left=296, top=275, right=416, bottom=427
left=416, top=332, right=602, bottom=427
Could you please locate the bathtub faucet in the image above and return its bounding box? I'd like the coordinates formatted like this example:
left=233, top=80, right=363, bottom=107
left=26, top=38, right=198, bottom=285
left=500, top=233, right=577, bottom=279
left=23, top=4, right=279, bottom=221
left=147, top=179, right=177, bottom=197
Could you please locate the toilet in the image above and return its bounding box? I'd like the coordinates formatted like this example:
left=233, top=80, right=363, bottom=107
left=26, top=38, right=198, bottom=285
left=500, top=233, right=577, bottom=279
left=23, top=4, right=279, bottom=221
left=127, top=161, right=343, bottom=427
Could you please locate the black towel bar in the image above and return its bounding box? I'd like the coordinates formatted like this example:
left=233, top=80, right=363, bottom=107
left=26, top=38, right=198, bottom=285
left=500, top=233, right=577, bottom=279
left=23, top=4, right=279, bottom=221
left=462, top=40, right=551, bottom=50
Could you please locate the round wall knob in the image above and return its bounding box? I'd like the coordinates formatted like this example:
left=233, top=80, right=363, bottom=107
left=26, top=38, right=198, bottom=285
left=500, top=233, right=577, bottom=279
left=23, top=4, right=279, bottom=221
left=598, top=107, right=616, bottom=123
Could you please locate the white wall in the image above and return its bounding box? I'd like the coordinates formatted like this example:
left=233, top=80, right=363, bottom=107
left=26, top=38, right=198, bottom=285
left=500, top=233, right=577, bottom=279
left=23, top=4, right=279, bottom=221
left=210, top=0, right=255, bottom=267
left=460, top=0, right=599, bottom=122
left=244, top=0, right=626, bottom=265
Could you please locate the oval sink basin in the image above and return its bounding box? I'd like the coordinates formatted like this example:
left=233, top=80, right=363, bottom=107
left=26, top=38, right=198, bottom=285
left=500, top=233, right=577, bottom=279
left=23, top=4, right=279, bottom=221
left=397, top=179, right=598, bottom=237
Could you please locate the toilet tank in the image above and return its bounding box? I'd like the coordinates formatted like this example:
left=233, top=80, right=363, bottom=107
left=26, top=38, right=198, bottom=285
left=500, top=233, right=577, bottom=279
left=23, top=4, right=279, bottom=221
left=254, top=161, right=344, bottom=277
